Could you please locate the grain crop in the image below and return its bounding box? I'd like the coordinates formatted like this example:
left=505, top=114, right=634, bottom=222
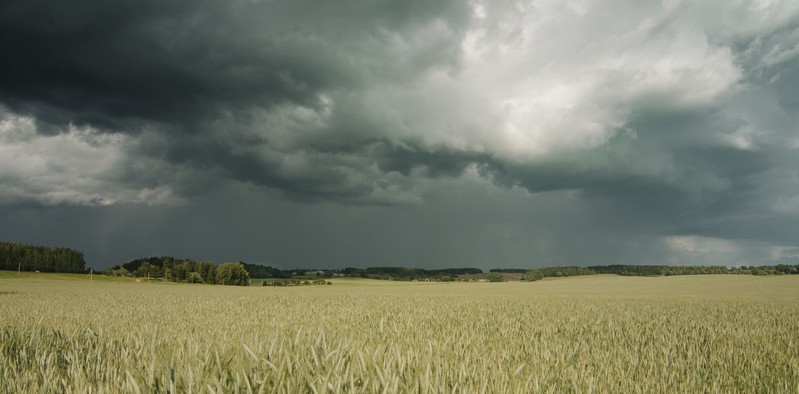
left=1, top=274, right=798, bottom=392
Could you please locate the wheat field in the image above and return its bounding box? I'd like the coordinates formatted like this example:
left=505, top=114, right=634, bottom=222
left=1, top=274, right=798, bottom=393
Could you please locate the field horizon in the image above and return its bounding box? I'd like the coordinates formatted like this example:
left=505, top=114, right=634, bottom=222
left=4, top=270, right=799, bottom=298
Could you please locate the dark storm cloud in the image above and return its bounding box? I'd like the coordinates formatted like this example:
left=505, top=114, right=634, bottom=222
left=0, top=0, right=469, bottom=130
left=373, top=142, right=491, bottom=178
left=0, top=0, right=475, bottom=203
left=1, top=0, right=799, bottom=268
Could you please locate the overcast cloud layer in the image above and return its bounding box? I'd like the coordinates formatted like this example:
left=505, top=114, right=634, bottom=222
left=1, top=0, right=798, bottom=269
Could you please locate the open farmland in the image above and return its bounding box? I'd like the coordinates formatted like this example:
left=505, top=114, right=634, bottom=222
left=1, top=274, right=798, bottom=392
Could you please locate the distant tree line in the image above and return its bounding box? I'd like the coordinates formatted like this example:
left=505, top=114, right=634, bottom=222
left=489, top=268, right=528, bottom=273
left=357, top=267, right=483, bottom=281
left=0, top=241, right=85, bottom=273
left=7, top=239, right=795, bottom=286
left=588, top=265, right=731, bottom=276
left=248, top=266, right=485, bottom=282
left=242, top=263, right=288, bottom=278
left=485, top=272, right=506, bottom=282
left=521, top=266, right=596, bottom=281
left=521, top=264, right=799, bottom=281
left=243, top=266, right=334, bottom=278
left=105, top=257, right=249, bottom=286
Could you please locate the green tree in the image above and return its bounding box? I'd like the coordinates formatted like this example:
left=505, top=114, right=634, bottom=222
left=135, top=262, right=156, bottom=279
left=215, top=262, right=250, bottom=286
left=486, top=273, right=505, bottom=282
left=521, top=270, right=545, bottom=282
left=104, top=267, right=131, bottom=277
left=186, top=272, right=204, bottom=284
left=203, top=263, right=217, bottom=284
left=173, top=262, right=187, bottom=282
left=0, top=241, right=85, bottom=273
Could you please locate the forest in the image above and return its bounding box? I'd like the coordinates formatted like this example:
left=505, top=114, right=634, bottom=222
left=356, top=267, right=482, bottom=280
left=106, top=256, right=249, bottom=286
left=245, top=266, right=485, bottom=281
left=520, top=264, right=799, bottom=281
left=0, top=241, right=85, bottom=273
left=242, top=263, right=287, bottom=278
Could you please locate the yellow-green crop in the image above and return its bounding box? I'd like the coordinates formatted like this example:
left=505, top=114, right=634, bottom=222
left=1, top=274, right=798, bottom=392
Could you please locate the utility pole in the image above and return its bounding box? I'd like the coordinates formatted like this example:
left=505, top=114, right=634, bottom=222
left=17, top=261, right=21, bottom=276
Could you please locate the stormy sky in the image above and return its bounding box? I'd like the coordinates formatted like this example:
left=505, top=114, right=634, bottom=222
left=1, top=0, right=798, bottom=270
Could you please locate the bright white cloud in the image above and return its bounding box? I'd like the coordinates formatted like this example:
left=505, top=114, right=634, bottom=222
left=330, top=0, right=748, bottom=162
left=0, top=113, right=175, bottom=206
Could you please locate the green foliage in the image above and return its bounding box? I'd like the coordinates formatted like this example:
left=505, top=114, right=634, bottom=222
left=134, top=262, right=158, bottom=278
left=522, top=266, right=595, bottom=281
left=342, top=267, right=367, bottom=277
left=486, top=272, right=505, bottom=282
left=590, top=265, right=730, bottom=276
left=362, top=267, right=483, bottom=281
left=215, top=262, right=250, bottom=286
left=0, top=241, right=85, bottom=273
left=436, top=274, right=454, bottom=282
left=103, top=267, right=131, bottom=277
left=242, top=263, right=286, bottom=278
left=522, top=270, right=545, bottom=281
left=186, top=272, right=204, bottom=284
left=490, top=268, right=528, bottom=273
left=121, top=256, right=220, bottom=285
left=521, top=264, right=799, bottom=282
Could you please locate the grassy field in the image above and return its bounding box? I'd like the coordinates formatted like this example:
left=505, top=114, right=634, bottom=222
left=0, top=270, right=135, bottom=282
left=1, top=273, right=798, bottom=392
